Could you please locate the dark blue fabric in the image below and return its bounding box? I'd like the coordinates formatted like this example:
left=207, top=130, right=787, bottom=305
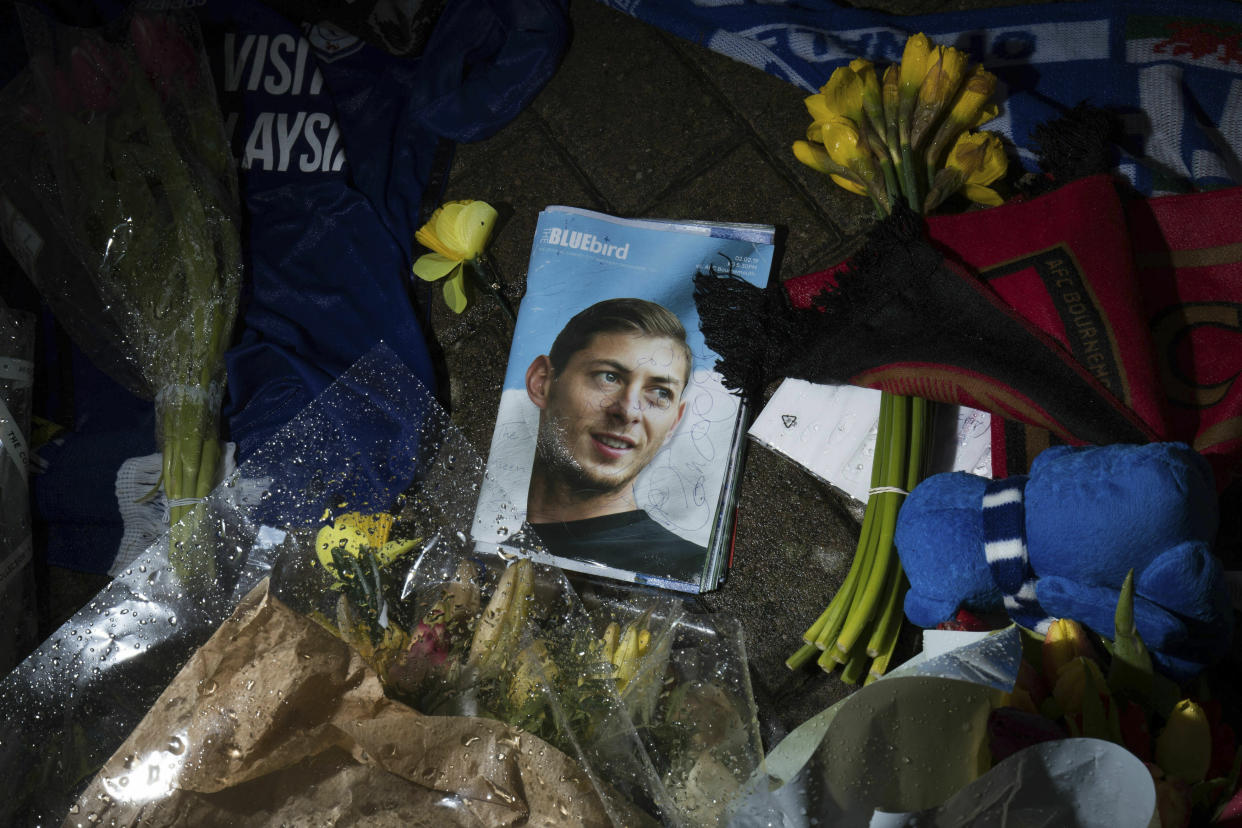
left=598, top=0, right=1242, bottom=195
left=198, top=0, right=570, bottom=459
left=32, top=337, right=155, bottom=574
left=26, top=0, right=569, bottom=571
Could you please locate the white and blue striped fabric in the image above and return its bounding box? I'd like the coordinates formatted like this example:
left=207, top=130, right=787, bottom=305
left=598, top=0, right=1242, bottom=196
left=981, top=475, right=1053, bottom=635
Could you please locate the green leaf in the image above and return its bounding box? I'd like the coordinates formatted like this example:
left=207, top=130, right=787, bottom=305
left=1107, top=569, right=1153, bottom=707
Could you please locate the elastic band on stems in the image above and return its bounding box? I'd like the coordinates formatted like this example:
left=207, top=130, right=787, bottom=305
left=869, top=486, right=909, bottom=496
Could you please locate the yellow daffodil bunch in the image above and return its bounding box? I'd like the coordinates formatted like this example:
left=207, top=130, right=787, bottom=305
left=413, top=199, right=515, bottom=320
left=787, top=34, right=1010, bottom=686
left=793, top=32, right=1007, bottom=215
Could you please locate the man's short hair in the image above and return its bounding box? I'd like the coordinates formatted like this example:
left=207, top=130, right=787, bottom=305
left=548, top=298, right=693, bottom=389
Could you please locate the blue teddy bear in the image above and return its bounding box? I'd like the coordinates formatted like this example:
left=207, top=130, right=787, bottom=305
left=894, top=442, right=1234, bottom=681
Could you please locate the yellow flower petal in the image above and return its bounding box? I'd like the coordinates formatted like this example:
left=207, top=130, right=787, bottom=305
left=455, top=201, right=497, bottom=257
left=899, top=32, right=933, bottom=98
left=805, top=92, right=832, bottom=124
left=432, top=201, right=471, bottom=255
left=316, top=512, right=395, bottom=569
left=414, top=205, right=462, bottom=260
left=442, top=269, right=470, bottom=314
left=414, top=199, right=498, bottom=261
left=412, top=253, right=462, bottom=283
left=971, top=102, right=999, bottom=129
left=919, top=45, right=968, bottom=108
left=830, top=173, right=868, bottom=196
left=376, top=538, right=420, bottom=568
left=946, top=66, right=998, bottom=128
left=820, top=117, right=865, bottom=169
left=947, top=130, right=1007, bottom=187
left=963, top=183, right=1004, bottom=206
left=820, top=64, right=864, bottom=123
left=794, top=139, right=832, bottom=172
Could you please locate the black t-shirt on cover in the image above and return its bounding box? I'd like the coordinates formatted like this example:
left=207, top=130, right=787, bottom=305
left=529, top=510, right=706, bottom=583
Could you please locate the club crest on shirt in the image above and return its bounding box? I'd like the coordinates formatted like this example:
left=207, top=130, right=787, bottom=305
left=305, top=21, right=365, bottom=62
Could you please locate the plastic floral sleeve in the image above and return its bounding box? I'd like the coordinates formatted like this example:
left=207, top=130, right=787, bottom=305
left=0, top=304, right=38, bottom=673
left=0, top=343, right=766, bottom=827
left=12, top=8, right=243, bottom=581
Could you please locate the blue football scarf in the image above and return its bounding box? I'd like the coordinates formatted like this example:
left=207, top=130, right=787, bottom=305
left=597, top=0, right=1242, bottom=196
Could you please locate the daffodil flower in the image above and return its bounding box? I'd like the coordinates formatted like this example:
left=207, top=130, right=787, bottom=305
left=316, top=509, right=418, bottom=579
left=898, top=33, right=934, bottom=104
left=807, top=64, right=865, bottom=125
left=925, top=130, right=1007, bottom=210
left=911, top=45, right=969, bottom=148
left=792, top=139, right=869, bottom=196
left=412, top=199, right=500, bottom=315
left=923, top=66, right=999, bottom=173
left=949, top=130, right=1007, bottom=204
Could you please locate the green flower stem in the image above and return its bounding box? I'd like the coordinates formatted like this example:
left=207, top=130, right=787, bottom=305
left=839, top=635, right=869, bottom=684
left=786, top=642, right=820, bottom=671
left=127, top=53, right=237, bottom=587
left=805, top=493, right=877, bottom=648
left=834, top=392, right=909, bottom=660
left=865, top=558, right=905, bottom=659
left=471, top=253, right=517, bottom=324
left=819, top=395, right=895, bottom=670
left=899, top=142, right=922, bottom=211
left=877, top=157, right=900, bottom=216
left=864, top=574, right=906, bottom=683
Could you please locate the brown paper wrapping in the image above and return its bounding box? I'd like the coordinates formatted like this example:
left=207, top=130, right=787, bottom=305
left=64, top=579, right=648, bottom=827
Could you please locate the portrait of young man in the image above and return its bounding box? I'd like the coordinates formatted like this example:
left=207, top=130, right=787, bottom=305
left=522, top=297, right=708, bottom=581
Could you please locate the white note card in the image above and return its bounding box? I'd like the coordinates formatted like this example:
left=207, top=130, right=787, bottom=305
left=748, top=379, right=992, bottom=504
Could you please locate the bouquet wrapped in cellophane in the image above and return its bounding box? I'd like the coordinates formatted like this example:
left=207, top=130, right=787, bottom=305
left=2, top=8, right=241, bottom=584
left=0, top=345, right=769, bottom=827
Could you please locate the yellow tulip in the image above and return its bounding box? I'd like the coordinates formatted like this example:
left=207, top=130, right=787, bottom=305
left=947, top=131, right=1007, bottom=205
left=1041, top=617, right=1096, bottom=686
left=898, top=33, right=933, bottom=101
left=1155, top=699, right=1212, bottom=784
left=412, top=199, right=498, bottom=314
left=1050, top=655, right=1107, bottom=716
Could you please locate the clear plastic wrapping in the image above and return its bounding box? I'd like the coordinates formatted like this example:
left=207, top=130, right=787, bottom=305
left=1, top=8, right=243, bottom=579
left=0, top=303, right=38, bottom=673
left=0, top=344, right=766, bottom=826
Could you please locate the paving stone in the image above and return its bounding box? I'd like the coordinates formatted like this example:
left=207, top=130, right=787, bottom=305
left=530, top=0, right=745, bottom=216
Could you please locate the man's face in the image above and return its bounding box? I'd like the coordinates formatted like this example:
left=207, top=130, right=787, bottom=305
left=533, top=331, right=689, bottom=496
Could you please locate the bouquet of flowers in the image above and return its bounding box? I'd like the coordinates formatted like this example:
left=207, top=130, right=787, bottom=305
left=9, top=9, right=242, bottom=584
left=304, top=505, right=767, bottom=826
left=783, top=32, right=1009, bottom=683
left=989, top=574, right=1242, bottom=828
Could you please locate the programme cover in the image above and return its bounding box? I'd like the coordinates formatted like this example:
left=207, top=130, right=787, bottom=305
left=471, top=206, right=775, bottom=593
